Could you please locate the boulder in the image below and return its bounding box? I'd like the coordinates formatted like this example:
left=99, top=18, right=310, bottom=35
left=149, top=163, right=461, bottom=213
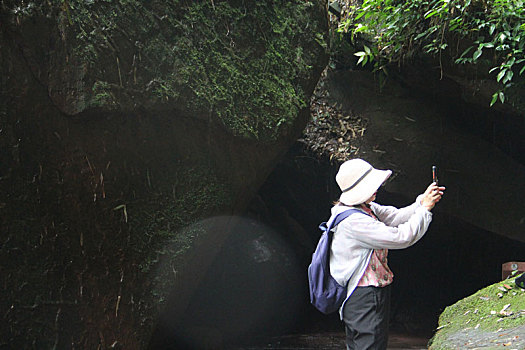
left=310, top=68, right=525, bottom=242
left=0, top=1, right=328, bottom=348
left=150, top=216, right=305, bottom=349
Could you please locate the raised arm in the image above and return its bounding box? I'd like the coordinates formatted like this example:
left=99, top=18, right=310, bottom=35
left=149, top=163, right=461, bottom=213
left=370, top=183, right=445, bottom=226
left=339, top=208, right=432, bottom=250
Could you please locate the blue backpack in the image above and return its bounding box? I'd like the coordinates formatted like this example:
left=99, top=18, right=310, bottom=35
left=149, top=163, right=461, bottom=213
left=308, top=209, right=361, bottom=314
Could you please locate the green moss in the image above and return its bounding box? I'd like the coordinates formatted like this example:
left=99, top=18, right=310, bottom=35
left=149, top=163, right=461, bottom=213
left=0, top=1, right=328, bottom=346
left=125, top=163, right=231, bottom=304
left=91, top=81, right=118, bottom=108
left=430, top=275, right=525, bottom=349
left=32, top=0, right=327, bottom=140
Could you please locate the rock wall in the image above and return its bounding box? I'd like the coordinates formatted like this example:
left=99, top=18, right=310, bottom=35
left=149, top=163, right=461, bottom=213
left=306, top=67, right=525, bottom=242
left=0, top=1, right=328, bottom=348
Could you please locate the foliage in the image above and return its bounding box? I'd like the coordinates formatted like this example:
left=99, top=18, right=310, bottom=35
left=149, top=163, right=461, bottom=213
left=340, top=0, right=525, bottom=106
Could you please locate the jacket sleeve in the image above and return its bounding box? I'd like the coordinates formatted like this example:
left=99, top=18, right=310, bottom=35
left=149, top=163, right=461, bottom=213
left=370, top=195, right=424, bottom=227
left=338, top=206, right=432, bottom=250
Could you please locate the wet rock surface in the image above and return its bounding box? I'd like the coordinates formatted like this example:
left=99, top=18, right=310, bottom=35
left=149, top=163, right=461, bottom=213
left=444, top=325, right=525, bottom=349
left=234, top=331, right=430, bottom=349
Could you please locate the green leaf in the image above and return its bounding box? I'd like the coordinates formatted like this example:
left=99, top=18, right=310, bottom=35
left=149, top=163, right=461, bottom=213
left=473, top=49, right=483, bottom=60
left=520, top=65, right=525, bottom=75
left=355, top=10, right=366, bottom=20
left=503, top=70, right=514, bottom=83
left=354, top=51, right=366, bottom=57
left=490, top=92, right=498, bottom=106
left=497, top=69, right=506, bottom=82
left=459, top=46, right=474, bottom=58
left=499, top=91, right=505, bottom=103
left=424, top=9, right=438, bottom=19
left=354, top=24, right=369, bottom=34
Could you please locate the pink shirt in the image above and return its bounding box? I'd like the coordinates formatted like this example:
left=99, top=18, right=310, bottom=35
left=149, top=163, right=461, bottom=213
left=357, top=205, right=394, bottom=287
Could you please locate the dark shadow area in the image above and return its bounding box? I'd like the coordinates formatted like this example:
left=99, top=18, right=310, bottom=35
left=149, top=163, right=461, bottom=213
left=395, top=66, right=525, bottom=167
left=148, top=142, right=525, bottom=349
left=252, top=143, right=525, bottom=336
left=148, top=216, right=306, bottom=349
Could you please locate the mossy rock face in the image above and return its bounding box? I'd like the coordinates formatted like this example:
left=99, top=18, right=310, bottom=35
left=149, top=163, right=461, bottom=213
left=0, top=0, right=328, bottom=348
left=429, top=275, right=525, bottom=349
left=6, top=0, right=327, bottom=140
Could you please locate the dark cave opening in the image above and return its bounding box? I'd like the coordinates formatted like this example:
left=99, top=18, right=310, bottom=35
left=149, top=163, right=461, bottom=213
left=150, top=143, right=525, bottom=349
left=248, top=142, right=525, bottom=333
left=149, top=64, right=525, bottom=347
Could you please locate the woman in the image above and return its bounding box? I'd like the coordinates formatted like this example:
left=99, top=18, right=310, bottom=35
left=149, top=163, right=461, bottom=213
left=329, top=158, right=445, bottom=350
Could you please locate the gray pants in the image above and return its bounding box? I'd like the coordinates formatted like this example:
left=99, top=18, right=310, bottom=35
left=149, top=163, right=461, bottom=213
left=342, top=285, right=391, bottom=350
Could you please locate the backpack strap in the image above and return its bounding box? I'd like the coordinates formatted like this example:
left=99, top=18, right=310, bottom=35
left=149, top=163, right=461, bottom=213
left=316, top=208, right=366, bottom=290
left=333, top=209, right=359, bottom=227
left=319, top=208, right=368, bottom=233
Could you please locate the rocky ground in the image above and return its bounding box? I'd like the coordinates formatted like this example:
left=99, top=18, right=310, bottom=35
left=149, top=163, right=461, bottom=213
left=234, top=322, right=525, bottom=349
left=235, top=331, right=429, bottom=349
left=441, top=325, right=525, bottom=349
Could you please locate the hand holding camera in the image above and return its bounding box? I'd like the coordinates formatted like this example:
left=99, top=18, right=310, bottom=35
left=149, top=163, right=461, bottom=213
left=421, top=166, right=445, bottom=210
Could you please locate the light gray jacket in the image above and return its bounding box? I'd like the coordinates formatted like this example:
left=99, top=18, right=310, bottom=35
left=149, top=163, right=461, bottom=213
left=328, top=195, right=432, bottom=318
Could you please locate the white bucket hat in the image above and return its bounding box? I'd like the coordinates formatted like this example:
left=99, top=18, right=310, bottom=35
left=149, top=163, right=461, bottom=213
left=336, top=159, right=392, bottom=205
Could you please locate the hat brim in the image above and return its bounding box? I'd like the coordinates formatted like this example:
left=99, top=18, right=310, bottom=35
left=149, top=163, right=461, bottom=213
left=339, top=168, right=392, bottom=205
